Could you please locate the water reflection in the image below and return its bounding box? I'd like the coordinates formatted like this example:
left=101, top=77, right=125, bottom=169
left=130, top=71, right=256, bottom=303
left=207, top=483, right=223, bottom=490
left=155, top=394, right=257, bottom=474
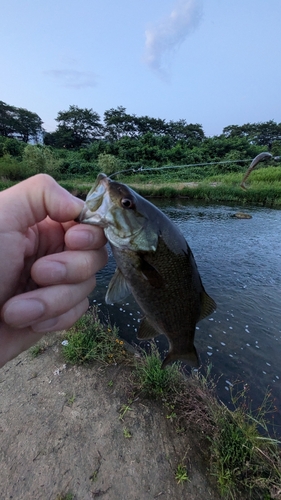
left=89, top=200, right=281, bottom=432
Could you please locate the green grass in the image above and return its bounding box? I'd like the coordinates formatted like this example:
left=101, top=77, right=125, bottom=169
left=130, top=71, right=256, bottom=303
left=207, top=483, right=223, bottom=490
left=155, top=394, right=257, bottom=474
left=55, top=494, right=74, bottom=500
left=62, top=306, right=128, bottom=365
left=2, top=163, right=281, bottom=206
left=29, top=342, right=47, bottom=358
left=175, top=463, right=190, bottom=484
left=134, top=342, right=183, bottom=398
left=208, top=386, right=281, bottom=499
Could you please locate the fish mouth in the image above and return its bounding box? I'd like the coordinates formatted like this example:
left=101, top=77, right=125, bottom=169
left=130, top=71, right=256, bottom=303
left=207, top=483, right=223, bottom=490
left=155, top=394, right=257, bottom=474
left=77, top=173, right=111, bottom=227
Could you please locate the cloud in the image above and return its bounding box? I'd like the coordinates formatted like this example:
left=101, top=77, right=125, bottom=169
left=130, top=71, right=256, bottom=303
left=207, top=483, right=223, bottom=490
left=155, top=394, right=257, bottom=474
left=44, top=69, right=98, bottom=89
left=144, top=0, right=203, bottom=78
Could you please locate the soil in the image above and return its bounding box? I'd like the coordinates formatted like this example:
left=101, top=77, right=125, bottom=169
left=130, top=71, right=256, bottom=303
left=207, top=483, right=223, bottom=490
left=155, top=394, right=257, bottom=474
left=0, top=333, right=221, bottom=500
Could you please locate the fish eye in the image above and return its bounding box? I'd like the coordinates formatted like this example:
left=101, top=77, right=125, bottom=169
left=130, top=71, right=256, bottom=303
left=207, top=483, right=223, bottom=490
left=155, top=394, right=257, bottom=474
left=121, top=198, right=134, bottom=209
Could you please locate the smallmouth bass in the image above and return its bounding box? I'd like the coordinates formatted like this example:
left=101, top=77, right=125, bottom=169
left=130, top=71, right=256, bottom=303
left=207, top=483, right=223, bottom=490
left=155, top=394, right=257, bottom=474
left=78, top=173, right=216, bottom=368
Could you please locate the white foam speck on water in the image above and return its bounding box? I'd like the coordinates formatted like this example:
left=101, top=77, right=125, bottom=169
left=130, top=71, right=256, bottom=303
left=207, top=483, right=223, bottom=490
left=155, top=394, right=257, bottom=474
left=119, top=308, right=123, bottom=311
left=229, top=326, right=233, bottom=330
left=207, top=352, right=213, bottom=356
left=255, top=345, right=260, bottom=349
left=229, top=354, right=234, bottom=357
left=221, top=342, right=226, bottom=346
left=226, top=380, right=233, bottom=386
left=196, top=326, right=200, bottom=330
left=266, top=362, right=271, bottom=366
left=207, top=346, right=213, bottom=350
left=209, top=334, right=212, bottom=337
left=246, top=343, right=250, bottom=347
left=225, top=386, right=229, bottom=391
left=276, top=375, right=280, bottom=380
left=263, top=371, right=267, bottom=375
left=245, top=329, right=250, bottom=333
left=209, top=318, right=214, bottom=321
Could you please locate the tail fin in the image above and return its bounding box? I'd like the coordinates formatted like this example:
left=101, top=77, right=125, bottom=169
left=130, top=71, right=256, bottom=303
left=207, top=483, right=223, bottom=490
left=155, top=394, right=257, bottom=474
left=161, top=346, right=199, bottom=370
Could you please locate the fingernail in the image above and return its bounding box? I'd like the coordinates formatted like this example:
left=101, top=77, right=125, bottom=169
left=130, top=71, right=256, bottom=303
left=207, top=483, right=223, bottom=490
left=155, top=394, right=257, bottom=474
left=39, top=262, right=66, bottom=283
left=32, top=317, right=58, bottom=333
left=3, top=299, right=45, bottom=327
left=67, top=229, right=95, bottom=249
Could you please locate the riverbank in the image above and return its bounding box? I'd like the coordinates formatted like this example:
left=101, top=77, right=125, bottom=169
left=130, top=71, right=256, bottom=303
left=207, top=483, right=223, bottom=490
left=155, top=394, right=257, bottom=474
left=2, top=305, right=281, bottom=500
left=0, top=331, right=220, bottom=500
left=58, top=166, right=281, bottom=207
left=1, top=165, right=281, bottom=207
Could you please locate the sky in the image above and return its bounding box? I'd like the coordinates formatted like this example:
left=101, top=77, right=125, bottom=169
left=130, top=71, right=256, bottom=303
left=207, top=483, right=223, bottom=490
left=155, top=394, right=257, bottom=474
left=1, top=0, right=281, bottom=137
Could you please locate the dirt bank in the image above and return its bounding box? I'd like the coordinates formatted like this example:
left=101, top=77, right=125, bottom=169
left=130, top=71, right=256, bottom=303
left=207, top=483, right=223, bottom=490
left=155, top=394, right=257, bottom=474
left=0, top=333, right=220, bottom=500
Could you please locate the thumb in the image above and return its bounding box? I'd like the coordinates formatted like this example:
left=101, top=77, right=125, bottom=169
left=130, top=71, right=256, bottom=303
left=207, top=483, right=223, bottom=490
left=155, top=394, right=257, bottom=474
left=0, top=174, right=84, bottom=230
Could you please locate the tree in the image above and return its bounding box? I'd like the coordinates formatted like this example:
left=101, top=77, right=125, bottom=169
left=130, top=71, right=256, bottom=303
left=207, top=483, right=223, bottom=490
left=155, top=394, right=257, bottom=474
left=49, top=105, right=103, bottom=148
left=222, top=121, right=281, bottom=149
left=167, top=120, right=205, bottom=144
left=0, top=101, right=15, bottom=137
left=0, top=100, right=43, bottom=142
left=13, top=107, right=43, bottom=143
left=104, top=106, right=138, bottom=141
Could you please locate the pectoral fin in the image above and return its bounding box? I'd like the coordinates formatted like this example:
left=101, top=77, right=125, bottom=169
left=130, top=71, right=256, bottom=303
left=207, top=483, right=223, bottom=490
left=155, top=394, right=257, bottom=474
left=137, top=318, right=160, bottom=340
left=199, top=291, right=216, bottom=321
left=105, top=268, right=131, bottom=304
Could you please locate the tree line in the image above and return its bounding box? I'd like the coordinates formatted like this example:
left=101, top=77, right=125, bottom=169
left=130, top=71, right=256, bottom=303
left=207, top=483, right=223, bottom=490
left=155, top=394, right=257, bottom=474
left=0, top=100, right=281, bottom=180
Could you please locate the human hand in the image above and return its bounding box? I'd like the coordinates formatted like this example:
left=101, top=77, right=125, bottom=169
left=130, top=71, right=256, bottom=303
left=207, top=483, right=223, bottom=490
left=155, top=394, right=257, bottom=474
left=0, top=174, right=107, bottom=368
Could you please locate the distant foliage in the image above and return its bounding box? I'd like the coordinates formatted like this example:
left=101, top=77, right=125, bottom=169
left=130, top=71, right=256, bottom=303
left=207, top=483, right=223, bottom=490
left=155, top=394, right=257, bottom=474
left=97, top=153, right=121, bottom=175
left=1, top=99, right=280, bottom=183
left=22, top=145, right=62, bottom=178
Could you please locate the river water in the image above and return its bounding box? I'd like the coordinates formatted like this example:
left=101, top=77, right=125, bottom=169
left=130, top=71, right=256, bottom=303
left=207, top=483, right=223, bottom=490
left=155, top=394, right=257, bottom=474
left=89, top=199, right=281, bottom=431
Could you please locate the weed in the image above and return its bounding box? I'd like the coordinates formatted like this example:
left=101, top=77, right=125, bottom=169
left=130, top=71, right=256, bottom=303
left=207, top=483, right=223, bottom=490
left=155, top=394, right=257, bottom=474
left=165, top=402, right=177, bottom=420
left=89, top=470, right=98, bottom=482
left=134, top=342, right=183, bottom=398
left=209, top=386, right=281, bottom=499
left=62, top=306, right=127, bottom=365
left=108, top=380, right=114, bottom=387
left=67, top=394, right=76, bottom=405
left=123, top=427, right=132, bottom=439
left=175, top=463, right=189, bottom=484
left=29, top=343, right=46, bottom=358
left=55, top=493, right=74, bottom=500
left=119, top=401, right=133, bottom=421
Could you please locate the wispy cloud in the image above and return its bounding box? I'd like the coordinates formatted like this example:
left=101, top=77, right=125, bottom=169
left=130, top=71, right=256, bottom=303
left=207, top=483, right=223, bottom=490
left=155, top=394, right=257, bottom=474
left=44, top=69, right=98, bottom=89
left=144, top=0, right=203, bottom=78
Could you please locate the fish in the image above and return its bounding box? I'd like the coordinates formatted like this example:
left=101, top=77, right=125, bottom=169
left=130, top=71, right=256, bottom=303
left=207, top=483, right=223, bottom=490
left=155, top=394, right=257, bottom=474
left=78, top=173, right=216, bottom=369
left=240, top=152, right=272, bottom=190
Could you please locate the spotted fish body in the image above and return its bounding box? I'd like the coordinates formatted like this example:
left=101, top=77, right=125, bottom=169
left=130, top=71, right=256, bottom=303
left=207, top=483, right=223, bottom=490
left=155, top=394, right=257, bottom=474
left=78, top=173, right=216, bottom=368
